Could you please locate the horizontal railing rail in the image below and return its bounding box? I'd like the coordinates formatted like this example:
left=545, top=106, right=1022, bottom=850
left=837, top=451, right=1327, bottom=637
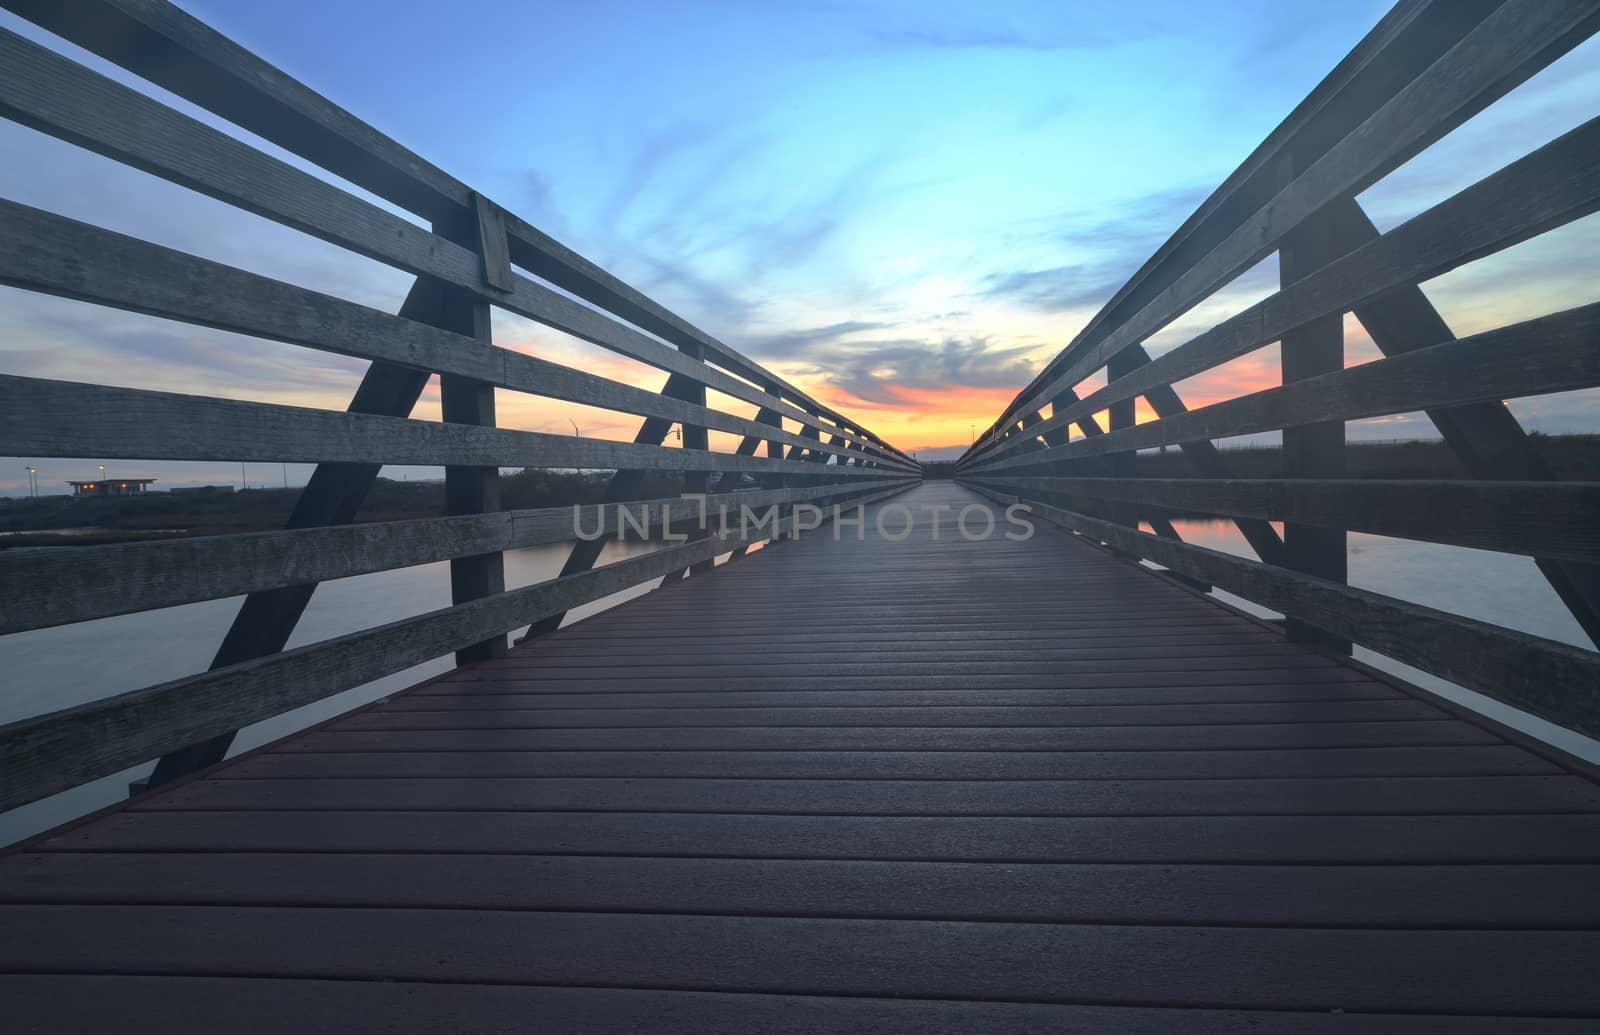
left=0, top=0, right=918, bottom=809
left=958, top=0, right=1600, bottom=739
left=0, top=0, right=911, bottom=464
left=0, top=482, right=912, bottom=813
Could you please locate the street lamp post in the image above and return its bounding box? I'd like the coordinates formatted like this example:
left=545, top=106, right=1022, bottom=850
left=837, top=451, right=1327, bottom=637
left=24, top=465, right=38, bottom=498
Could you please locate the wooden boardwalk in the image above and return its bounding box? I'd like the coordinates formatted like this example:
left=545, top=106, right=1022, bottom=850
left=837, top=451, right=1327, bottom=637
left=3, top=483, right=1599, bottom=1031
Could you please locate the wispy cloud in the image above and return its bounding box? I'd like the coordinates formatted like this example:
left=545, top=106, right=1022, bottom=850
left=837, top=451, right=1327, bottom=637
left=976, top=184, right=1210, bottom=312
left=801, top=335, right=1045, bottom=406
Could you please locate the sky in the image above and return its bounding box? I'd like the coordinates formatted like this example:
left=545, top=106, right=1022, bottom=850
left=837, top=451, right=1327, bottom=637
left=1, top=0, right=1597, bottom=493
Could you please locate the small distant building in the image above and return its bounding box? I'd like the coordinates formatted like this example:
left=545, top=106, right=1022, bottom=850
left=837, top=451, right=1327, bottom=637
left=67, top=478, right=156, bottom=497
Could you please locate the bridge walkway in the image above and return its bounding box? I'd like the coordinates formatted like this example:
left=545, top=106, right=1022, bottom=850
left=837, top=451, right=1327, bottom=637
left=3, top=483, right=1598, bottom=1030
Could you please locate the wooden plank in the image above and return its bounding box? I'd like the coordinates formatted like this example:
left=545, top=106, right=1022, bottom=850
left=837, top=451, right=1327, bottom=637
left=0, top=0, right=473, bottom=220
left=976, top=477, right=1600, bottom=564
left=529, top=623, right=1278, bottom=643
left=1104, top=349, right=1140, bottom=540
left=0, top=198, right=906, bottom=470
left=330, top=700, right=1443, bottom=731
left=471, top=193, right=513, bottom=292
left=974, top=491, right=1600, bottom=736
left=392, top=673, right=1380, bottom=697
left=1326, top=195, right=1600, bottom=646
left=8, top=481, right=1594, bottom=1025
left=0, top=482, right=917, bottom=811
left=0, top=372, right=918, bottom=477
left=974, top=0, right=1491, bottom=443
left=485, top=642, right=1325, bottom=666
left=147, top=276, right=450, bottom=785
left=278, top=720, right=1498, bottom=753
left=7, top=853, right=1597, bottom=928
left=431, top=201, right=508, bottom=665
left=530, top=368, right=761, bottom=638
left=0, top=479, right=904, bottom=634
left=1276, top=161, right=1350, bottom=647
left=130, top=773, right=1600, bottom=814
left=401, top=656, right=1353, bottom=681
left=38, top=809, right=1600, bottom=864
left=1106, top=348, right=1285, bottom=563
left=0, top=10, right=909, bottom=461
left=967, top=301, right=1600, bottom=473
left=968, top=0, right=1600, bottom=449
left=967, top=118, right=1600, bottom=468
left=220, top=744, right=1554, bottom=781
left=440, top=385, right=507, bottom=660
left=3, top=906, right=1600, bottom=1013
left=421, top=654, right=1348, bottom=680
left=5, top=977, right=1592, bottom=1035
left=525, top=615, right=1297, bottom=636
left=507, top=629, right=1290, bottom=653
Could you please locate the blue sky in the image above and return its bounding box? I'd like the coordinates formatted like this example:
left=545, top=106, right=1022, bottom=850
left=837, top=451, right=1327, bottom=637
left=1, top=0, right=1597, bottom=491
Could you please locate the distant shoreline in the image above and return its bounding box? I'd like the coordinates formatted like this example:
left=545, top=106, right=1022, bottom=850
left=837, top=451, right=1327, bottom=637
left=5, top=435, right=1597, bottom=546
left=0, top=467, right=687, bottom=547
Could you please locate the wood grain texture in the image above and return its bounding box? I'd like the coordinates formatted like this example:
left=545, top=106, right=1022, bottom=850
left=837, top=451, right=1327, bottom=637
left=0, top=198, right=906, bottom=469
left=4, top=484, right=1597, bottom=1029
left=6, top=853, right=1597, bottom=927
left=966, top=117, right=1600, bottom=468
left=4, top=0, right=1599, bottom=1024
left=974, top=0, right=1491, bottom=444
left=0, top=483, right=914, bottom=810
left=968, top=0, right=1598, bottom=450
left=970, top=485, right=1600, bottom=736
left=978, top=476, right=1600, bottom=564
left=9, top=978, right=1588, bottom=1035
left=0, top=7, right=909, bottom=462
left=968, top=301, right=1600, bottom=473
left=0, top=480, right=904, bottom=634
left=0, top=372, right=920, bottom=476
left=3, top=905, right=1599, bottom=1013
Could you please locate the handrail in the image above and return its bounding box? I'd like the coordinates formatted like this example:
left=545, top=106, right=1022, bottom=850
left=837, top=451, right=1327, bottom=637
left=971, top=0, right=1595, bottom=450
left=959, top=0, right=1600, bottom=739
left=0, top=1, right=918, bottom=809
left=0, top=0, right=910, bottom=463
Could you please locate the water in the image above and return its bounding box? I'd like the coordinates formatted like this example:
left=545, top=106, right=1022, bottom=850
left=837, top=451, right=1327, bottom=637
left=0, top=538, right=675, bottom=846
left=1166, top=520, right=1600, bottom=764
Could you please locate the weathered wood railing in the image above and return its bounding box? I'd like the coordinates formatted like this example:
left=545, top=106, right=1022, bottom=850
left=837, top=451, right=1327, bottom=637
left=957, top=0, right=1600, bottom=738
left=0, top=0, right=918, bottom=811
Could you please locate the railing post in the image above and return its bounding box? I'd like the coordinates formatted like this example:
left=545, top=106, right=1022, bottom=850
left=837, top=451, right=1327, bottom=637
left=1104, top=349, right=1143, bottom=549
left=522, top=367, right=712, bottom=638
left=761, top=389, right=789, bottom=539
left=675, top=341, right=715, bottom=576
left=1278, top=178, right=1350, bottom=652
left=437, top=195, right=511, bottom=664
left=1327, top=195, right=1600, bottom=647
left=146, top=255, right=480, bottom=786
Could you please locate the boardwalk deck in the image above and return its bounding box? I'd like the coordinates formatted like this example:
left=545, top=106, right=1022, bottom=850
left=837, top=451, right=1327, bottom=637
left=4, top=483, right=1599, bottom=1031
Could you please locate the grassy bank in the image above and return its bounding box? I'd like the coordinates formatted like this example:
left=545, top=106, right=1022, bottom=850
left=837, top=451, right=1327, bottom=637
left=0, top=468, right=691, bottom=547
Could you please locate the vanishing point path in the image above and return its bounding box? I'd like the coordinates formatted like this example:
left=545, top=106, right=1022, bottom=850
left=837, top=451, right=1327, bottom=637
left=4, top=484, right=1599, bottom=1030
